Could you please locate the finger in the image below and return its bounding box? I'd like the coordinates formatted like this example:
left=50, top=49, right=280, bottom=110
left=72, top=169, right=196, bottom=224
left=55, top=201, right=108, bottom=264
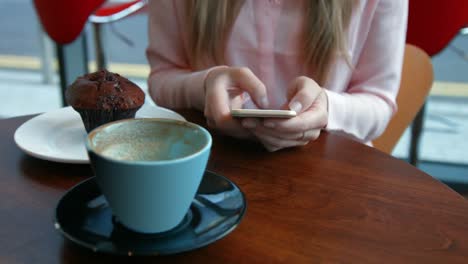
left=249, top=124, right=303, bottom=140
left=240, top=118, right=259, bottom=129
left=210, top=116, right=253, bottom=139
left=205, top=77, right=231, bottom=120
left=250, top=124, right=322, bottom=141
left=262, top=107, right=328, bottom=133
left=230, top=67, right=269, bottom=108
left=300, top=129, right=321, bottom=141
left=252, top=130, right=309, bottom=150
left=263, top=143, right=280, bottom=152
left=287, top=76, right=322, bottom=114
left=205, top=84, right=251, bottom=138
left=230, top=94, right=247, bottom=110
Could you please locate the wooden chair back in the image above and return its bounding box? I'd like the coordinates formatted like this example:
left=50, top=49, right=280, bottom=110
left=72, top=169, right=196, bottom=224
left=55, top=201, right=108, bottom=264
left=373, top=44, right=434, bottom=153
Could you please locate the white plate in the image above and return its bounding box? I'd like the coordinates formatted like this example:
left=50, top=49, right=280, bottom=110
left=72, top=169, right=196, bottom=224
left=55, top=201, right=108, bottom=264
left=14, top=104, right=185, bottom=164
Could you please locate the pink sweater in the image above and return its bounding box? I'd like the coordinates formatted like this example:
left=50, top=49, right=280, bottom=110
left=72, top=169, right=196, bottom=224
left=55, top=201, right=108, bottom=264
left=146, top=0, right=408, bottom=143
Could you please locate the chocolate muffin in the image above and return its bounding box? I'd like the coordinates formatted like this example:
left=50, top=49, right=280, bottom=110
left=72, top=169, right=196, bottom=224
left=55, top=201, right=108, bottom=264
left=66, top=70, right=145, bottom=133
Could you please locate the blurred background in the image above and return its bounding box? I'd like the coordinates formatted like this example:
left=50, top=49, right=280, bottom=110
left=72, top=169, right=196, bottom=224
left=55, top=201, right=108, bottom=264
left=1, top=0, right=468, bottom=195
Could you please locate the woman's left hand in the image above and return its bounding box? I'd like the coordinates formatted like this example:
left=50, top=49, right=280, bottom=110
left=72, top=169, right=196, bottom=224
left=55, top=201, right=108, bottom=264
left=241, top=76, right=329, bottom=152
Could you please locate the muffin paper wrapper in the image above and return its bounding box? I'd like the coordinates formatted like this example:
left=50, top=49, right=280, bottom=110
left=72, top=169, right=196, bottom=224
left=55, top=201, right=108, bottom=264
left=74, top=108, right=140, bottom=133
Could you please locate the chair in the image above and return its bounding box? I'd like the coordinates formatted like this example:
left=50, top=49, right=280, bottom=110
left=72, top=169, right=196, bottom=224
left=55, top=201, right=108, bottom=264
left=373, top=44, right=434, bottom=154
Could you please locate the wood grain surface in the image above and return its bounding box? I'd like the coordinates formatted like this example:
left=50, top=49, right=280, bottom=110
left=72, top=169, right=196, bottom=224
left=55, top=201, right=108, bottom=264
left=1, top=112, right=468, bottom=264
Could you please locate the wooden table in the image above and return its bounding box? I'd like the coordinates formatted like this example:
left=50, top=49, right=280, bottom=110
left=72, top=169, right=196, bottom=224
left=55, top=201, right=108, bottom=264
left=2, top=112, right=468, bottom=263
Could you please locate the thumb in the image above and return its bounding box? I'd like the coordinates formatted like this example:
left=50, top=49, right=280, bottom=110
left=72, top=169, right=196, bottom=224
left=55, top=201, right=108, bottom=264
left=287, top=77, right=322, bottom=114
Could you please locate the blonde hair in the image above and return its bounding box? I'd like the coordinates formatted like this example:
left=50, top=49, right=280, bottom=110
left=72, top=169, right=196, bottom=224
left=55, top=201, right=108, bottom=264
left=187, top=0, right=355, bottom=85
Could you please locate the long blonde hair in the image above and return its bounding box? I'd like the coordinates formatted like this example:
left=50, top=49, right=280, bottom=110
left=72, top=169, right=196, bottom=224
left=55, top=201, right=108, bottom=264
left=187, top=0, right=355, bottom=85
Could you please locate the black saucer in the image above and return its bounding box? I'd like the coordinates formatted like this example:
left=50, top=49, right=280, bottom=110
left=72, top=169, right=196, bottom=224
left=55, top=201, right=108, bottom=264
left=55, top=171, right=246, bottom=256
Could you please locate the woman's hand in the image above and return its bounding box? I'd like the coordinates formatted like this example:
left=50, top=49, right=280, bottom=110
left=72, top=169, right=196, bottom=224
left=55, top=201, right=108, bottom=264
left=241, top=76, right=328, bottom=151
left=204, top=66, right=269, bottom=138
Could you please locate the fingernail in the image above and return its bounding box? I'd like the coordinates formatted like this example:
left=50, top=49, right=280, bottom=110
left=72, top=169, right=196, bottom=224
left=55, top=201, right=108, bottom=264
left=264, top=121, right=275, bottom=128
left=289, top=101, right=302, bottom=113
left=242, top=119, right=257, bottom=129
left=260, top=96, right=269, bottom=108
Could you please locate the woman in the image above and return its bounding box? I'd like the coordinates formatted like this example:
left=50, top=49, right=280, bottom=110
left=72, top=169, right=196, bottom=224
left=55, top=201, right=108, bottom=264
left=146, top=0, right=408, bottom=151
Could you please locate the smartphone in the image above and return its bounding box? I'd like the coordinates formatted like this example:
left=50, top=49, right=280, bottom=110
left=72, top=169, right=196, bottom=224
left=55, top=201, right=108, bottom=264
left=230, top=109, right=297, bottom=118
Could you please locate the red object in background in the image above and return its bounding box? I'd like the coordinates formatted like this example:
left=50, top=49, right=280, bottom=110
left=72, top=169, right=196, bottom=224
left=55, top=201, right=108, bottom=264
left=33, top=0, right=143, bottom=45
left=406, top=0, right=468, bottom=56
left=33, top=0, right=105, bottom=44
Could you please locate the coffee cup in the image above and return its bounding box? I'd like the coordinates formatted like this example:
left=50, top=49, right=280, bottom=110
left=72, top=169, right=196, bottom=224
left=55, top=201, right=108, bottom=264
left=86, top=118, right=212, bottom=233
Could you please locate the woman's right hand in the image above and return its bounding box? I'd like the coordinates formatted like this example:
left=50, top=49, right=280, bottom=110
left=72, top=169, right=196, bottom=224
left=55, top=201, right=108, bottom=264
left=204, top=66, right=269, bottom=138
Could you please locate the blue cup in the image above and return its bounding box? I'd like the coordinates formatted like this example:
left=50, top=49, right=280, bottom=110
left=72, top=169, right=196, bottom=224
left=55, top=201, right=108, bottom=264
left=86, top=118, right=212, bottom=233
